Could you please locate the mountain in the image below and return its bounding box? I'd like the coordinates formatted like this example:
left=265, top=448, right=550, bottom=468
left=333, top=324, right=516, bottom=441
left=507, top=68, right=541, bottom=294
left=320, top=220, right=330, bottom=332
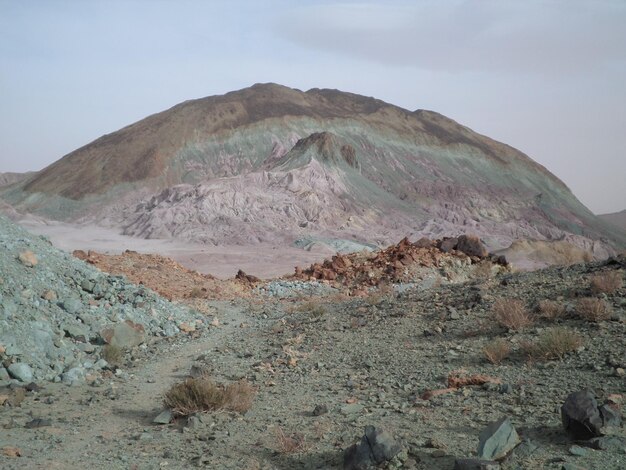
left=598, top=210, right=626, bottom=233
left=0, top=171, right=35, bottom=187
left=3, top=83, right=625, bottom=254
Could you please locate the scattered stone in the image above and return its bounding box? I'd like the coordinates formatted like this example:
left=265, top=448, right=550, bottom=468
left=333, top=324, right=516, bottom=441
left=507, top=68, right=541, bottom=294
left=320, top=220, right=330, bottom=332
left=512, top=439, right=538, bottom=458
left=100, top=320, right=146, bottom=348
left=7, top=363, right=33, bottom=383
left=561, top=464, right=587, bottom=470
left=153, top=409, right=173, bottom=424
left=18, top=250, right=37, bottom=267
left=24, top=382, right=41, bottom=392
left=561, top=390, right=603, bottom=440
left=58, top=297, right=83, bottom=315
left=477, top=416, right=520, bottom=460
left=454, top=458, right=500, bottom=470
left=585, top=436, right=626, bottom=452
left=568, top=445, right=588, bottom=457
left=598, top=404, right=622, bottom=427
left=2, top=447, right=22, bottom=458
left=340, top=403, right=364, bottom=416
left=312, top=404, right=328, bottom=416
left=344, top=425, right=402, bottom=470
left=25, top=418, right=52, bottom=428
left=41, top=289, right=57, bottom=301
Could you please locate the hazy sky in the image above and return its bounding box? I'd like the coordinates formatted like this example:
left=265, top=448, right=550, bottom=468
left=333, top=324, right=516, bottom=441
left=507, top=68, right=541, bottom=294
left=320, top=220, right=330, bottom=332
left=1, top=0, right=624, bottom=213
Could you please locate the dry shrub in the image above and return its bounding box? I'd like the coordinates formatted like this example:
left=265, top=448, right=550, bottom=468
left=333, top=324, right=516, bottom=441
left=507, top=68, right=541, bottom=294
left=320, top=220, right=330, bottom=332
left=576, top=297, right=612, bottom=322
left=521, top=327, right=583, bottom=361
left=537, top=299, right=567, bottom=320
left=472, top=261, right=493, bottom=279
left=483, top=338, right=511, bottom=364
left=164, top=376, right=255, bottom=417
left=273, top=426, right=310, bottom=454
left=590, top=271, right=623, bottom=294
left=491, top=299, right=534, bottom=330
left=295, top=300, right=326, bottom=318
left=102, top=344, right=123, bottom=367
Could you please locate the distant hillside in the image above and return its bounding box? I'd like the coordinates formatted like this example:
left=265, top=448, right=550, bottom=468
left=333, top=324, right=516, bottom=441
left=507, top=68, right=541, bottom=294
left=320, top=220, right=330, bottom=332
left=598, top=210, right=626, bottom=232
left=0, top=171, right=35, bottom=187
left=3, top=83, right=625, bottom=254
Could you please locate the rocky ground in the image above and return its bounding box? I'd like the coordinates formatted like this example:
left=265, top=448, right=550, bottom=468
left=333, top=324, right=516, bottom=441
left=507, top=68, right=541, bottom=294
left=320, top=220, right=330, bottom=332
left=1, top=215, right=625, bottom=469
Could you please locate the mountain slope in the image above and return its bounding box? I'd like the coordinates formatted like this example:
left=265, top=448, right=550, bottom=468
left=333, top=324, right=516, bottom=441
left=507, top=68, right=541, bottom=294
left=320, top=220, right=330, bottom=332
left=3, top=83, right=625, bottom=252
left=598, top=210, right=626, bottom=233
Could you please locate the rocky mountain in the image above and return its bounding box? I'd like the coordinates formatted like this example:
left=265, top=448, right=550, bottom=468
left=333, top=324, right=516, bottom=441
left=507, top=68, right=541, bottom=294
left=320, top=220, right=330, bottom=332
left=2, top=83, right=624, bottom=254
left=599, top=210, right=626, bottom=233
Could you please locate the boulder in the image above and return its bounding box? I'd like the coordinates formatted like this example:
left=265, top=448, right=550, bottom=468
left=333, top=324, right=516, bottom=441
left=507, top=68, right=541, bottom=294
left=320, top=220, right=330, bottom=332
left=440, top=237, right=458, bottom=253
left=457, top=235, right=489, bottom=258
left=477, top=416, right=520, bottom=460
left=100, top=320, right=145, bottom=348
left=17, top=250, right=38, bottom=267
left=344, top=425, right=401, bottom=469
left=561, top=390, right=603, bottom=440
left=414, top=237, right=433, bottom=248
left=7, top=363, right=33, bottom=383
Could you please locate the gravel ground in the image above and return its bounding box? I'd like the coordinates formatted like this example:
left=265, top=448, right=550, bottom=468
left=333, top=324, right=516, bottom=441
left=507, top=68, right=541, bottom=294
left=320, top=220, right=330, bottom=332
left=1, top=248, right=625, bottom=469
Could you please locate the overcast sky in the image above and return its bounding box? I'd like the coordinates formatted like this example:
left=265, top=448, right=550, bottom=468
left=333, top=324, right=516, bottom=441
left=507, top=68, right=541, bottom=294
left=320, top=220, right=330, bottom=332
left=1, top=0, right=624, bottom=213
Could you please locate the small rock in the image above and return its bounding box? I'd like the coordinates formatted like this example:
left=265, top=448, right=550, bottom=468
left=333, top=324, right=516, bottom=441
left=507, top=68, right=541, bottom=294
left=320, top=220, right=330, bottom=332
left=25, top=418, right=52, bottom=428
left=18, top=250, right=38, bottom=267
left=59, top=298, right=83, bottom=315
left=153, top=409, right=173, bottom=424
left=341, top=403, right=365, bottom=416
left=599, top=404, right=622, bottom=427
left=7, top=363, right=33, bottom=383
left=454, top=458, right=500, bottom=470
left=313, top=404, right=328, bottom=416
left=344, top=426, right=402, bottom=470
left=561, top=390, right=603, bottom=440
left=41, top=289, right=57, bottom=301
left=561, top=464, right=587, bottom=470
left=568, top=445, right=588, bottom=457
left=137, top=432, right=153, bottom=442
left=585, top=435, right=626, bottom=452
left=431, top=449, right=446, bottom=458
left=81, top=279, right=96, bottom=292
left=477, top=416, right=520, bottom=460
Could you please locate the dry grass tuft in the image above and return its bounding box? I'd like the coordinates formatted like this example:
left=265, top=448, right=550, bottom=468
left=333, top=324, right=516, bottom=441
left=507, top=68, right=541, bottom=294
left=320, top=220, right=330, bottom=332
left=102, top=344, right=123, bottom=367
left=483, top=338, right=511, bottom=364
left=521, top=327, right=583, bottom=361
left=537, top=299, right=567, bottom=320
left=472, top=261, right=493, bottom=279
left=294, top=300, right=327, bottom=318
left=273, top=426, right=310, bottom=454
left=164, top=376, right=255, bottom=417
left=576, top=297, right=612, bottom=322
left=590, top=271, right=623, bottom=294
left=491, top=299, right=534, bottom=331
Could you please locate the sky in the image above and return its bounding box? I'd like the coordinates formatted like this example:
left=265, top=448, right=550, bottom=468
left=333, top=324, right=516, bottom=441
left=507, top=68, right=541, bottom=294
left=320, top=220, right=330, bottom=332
left=0, top=0, right=624, bottom=214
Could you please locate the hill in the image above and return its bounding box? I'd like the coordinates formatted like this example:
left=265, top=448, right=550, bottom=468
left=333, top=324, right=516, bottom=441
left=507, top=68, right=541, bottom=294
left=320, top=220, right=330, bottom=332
left=598, top=209, right=626, bottom=233
left=2, top=83, right=624, bottom=254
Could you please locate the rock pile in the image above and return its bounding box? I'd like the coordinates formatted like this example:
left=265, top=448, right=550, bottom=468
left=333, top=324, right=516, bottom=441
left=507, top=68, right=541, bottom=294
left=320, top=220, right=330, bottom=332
left=0, top=215, right=206, bottom=384
left=293, top=235, right=505, bottom=287
left=73, top=249, right=249, bottom=300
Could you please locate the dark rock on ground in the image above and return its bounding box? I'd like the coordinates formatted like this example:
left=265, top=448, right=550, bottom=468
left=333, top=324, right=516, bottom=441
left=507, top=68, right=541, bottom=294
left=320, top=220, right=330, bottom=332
left=344, top=425, right=402, bottom=469
left=561, top=390, right=604, bottom=440
left=477, top=416, right=520, bottom=460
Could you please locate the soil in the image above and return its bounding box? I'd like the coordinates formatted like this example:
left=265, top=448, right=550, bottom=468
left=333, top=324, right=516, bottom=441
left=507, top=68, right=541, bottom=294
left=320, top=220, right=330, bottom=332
left=2, top=254, right=625, bottom=469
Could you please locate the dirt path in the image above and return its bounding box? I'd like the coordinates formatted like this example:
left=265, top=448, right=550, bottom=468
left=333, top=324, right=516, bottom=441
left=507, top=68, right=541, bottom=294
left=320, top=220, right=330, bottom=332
left=2, top=301, right=250, bottom=470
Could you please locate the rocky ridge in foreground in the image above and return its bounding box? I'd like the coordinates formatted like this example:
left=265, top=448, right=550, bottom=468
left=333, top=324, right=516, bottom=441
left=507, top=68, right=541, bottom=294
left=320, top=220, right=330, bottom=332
left=0, top=215, right=206, bottom=384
